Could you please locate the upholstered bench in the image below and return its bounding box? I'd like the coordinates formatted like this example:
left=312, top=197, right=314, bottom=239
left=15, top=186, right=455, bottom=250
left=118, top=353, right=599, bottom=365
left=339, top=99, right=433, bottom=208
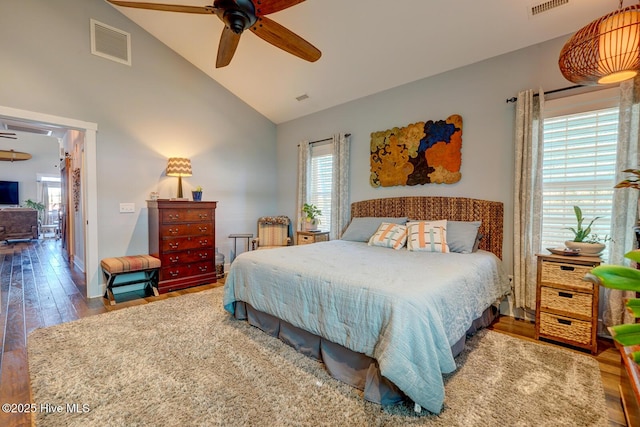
left=100, top=255, right=161, bottom=305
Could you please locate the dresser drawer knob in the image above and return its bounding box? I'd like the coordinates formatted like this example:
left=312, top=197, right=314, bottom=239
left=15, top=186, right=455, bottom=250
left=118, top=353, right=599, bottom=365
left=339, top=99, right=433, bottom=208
left=169, top=228, right=179, bottom=235
left=169, top=214, right=180, bottom=220
left=558, top=291, right=573, bottom=298
left=199, top=213, right=208, bottom=219
left=169, top=270, right=179, bottom=277
left=198, top=265, right=209, bottom=272
left=169, top=242, right=179, bottom=249
left=560, top=265, right=575, bottom=271
left=169, top=256, right=179, bottom=263
left=198, top=226, right=208, bottom=232
left=557, top=318, right=572, bottom=326
left=199, top=240, right=209, bottom=246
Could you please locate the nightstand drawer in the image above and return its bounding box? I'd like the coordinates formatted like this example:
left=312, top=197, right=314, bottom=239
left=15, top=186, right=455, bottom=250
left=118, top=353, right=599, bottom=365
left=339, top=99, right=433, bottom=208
left=539, top=312, right=592, bottom=345
left=539, top=286, right=592, bottom=317
left=540, top=261, right=594, bottom=291
left=297, top=231, right=329, bottom=245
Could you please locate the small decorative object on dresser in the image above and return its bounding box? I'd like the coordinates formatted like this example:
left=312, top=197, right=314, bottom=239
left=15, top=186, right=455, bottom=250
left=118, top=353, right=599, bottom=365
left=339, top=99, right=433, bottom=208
left=147, top=199, right=217, bottom=293
left=297, top=230, right=329, bottom=245
left=192, top=186, right=203, bottom=201
left=535, top=253, right=601, bottom=354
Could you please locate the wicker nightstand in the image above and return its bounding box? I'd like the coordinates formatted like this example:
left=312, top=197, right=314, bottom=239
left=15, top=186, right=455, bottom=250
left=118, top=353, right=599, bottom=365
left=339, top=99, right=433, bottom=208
left=297, top=231, right=329, bottom=245
left=535, top=253, right=601, bottom=354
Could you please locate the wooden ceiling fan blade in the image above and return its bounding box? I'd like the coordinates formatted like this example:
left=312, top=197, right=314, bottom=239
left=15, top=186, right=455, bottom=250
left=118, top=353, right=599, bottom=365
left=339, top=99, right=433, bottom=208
left=216, top=27, right=242, bottom=68
left=107, top=1, right=213, bottom=14
left=250, top=16, right=320, bottom=62
left=253, top=0, right=304, bottom=16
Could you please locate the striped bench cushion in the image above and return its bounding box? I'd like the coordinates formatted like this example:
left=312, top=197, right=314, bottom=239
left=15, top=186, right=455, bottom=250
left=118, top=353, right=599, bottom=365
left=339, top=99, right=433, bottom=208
left=100, top=255, right=161, bottom=274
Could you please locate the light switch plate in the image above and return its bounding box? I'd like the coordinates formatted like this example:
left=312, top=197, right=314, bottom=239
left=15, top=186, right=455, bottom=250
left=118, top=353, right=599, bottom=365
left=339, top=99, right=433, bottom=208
left=119, top=203, right=135, bottom=213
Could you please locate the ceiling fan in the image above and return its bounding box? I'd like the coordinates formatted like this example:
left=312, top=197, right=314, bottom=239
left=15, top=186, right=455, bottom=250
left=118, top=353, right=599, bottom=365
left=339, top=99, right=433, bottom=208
left=0, top=132, right=17, bottom=139
left=107, top=0, right=321, bottom=68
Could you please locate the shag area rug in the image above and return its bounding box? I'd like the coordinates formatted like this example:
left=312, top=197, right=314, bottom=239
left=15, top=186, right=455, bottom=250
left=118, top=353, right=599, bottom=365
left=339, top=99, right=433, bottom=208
left=28, top=288, right=608, bottom=427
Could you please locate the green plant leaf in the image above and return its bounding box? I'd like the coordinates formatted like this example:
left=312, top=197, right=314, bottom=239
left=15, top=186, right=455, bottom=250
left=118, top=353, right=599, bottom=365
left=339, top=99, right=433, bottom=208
left=590, top=265, right=640, bottom=291
left=625, top=250, right=640, bottom=264
left=632, top=351, right=640, bottom=364
left=612, top=332, right=640, bottom=347
left=610, top=323, right=640, bottom=337
left=627, top=305, right=640, bottom=318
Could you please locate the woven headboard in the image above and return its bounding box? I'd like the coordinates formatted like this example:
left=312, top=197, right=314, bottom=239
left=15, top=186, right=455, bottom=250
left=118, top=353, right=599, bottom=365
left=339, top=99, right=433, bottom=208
left=350, top=196, right=504, bottom=259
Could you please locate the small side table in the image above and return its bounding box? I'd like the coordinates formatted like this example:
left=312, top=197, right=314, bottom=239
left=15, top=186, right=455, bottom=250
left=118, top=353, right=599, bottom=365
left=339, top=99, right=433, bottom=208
left=297, top=231, right=329, bottom=245
left=228, top=233, right=253, bottom=262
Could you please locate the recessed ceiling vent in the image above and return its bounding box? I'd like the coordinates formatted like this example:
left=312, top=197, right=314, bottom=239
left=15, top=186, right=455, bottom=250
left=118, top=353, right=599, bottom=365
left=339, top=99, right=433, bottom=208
left=90, top=19, right=131, bottom=66
left=530, top=0, right=569, bottom=16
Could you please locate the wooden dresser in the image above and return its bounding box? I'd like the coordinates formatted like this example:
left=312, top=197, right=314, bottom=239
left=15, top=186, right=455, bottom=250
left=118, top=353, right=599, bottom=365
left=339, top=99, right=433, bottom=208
left=535, top=253, right=601, bottom=354
left=148, top=200, right=217, bottom=293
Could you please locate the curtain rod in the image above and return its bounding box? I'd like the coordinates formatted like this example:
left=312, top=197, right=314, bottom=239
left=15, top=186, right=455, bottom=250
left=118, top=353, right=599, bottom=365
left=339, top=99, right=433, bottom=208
left=308, top=133, right=351, bottom=145
left=505, top=85, right=583, bottom=103
left=297, top=133, right=352, bottom=147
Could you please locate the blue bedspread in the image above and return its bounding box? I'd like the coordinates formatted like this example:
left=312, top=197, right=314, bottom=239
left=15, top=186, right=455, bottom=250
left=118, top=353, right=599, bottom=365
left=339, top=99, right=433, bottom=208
left=223, top=240, right=509, bottom=413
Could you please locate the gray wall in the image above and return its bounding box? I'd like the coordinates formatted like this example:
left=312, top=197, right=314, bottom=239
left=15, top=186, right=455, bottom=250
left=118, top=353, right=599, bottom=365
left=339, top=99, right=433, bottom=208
left=0, top=0, right=278, bottom=285
left=277, top=35, right=586, bottom=274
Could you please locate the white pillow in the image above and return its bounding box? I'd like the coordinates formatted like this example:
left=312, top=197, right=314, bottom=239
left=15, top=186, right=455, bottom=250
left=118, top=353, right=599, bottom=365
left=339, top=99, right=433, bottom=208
left=406, top=220, right=450, bottom=252
left=368, top=222, right=408, bottom=250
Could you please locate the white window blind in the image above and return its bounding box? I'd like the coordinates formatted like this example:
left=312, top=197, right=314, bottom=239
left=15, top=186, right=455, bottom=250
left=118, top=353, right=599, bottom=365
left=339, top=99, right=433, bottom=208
left=541, top=104, right=618, bottom=257
left=309, top=143, right=333, bottom=232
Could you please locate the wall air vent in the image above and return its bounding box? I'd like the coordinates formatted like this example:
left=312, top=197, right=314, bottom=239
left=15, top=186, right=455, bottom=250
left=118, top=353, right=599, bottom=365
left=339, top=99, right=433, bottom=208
left=530, top=0, right=569, bottom=16
left=90, top=19, right=131, bottom=66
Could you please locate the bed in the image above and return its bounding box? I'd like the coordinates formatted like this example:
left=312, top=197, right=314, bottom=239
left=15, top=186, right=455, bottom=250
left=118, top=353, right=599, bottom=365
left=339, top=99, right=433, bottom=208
left=223, top=196, right=510, bottom=414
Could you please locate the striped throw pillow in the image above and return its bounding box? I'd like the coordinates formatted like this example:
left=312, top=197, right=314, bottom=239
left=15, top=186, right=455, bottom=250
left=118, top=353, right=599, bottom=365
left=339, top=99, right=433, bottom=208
left=406, top=220, right=450, bottom=252
left=368, top=222, right=408, bottom=250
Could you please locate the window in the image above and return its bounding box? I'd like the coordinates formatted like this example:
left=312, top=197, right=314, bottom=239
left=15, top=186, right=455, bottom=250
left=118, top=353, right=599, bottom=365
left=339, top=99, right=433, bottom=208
left=309, top=143, right=333, bottom=232
left=540, top=89, right=619, bottom=259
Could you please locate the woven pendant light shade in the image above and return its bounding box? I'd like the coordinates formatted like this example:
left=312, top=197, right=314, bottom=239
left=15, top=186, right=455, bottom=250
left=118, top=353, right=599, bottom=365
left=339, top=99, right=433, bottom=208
left=559, top=4, right=640, bottom=85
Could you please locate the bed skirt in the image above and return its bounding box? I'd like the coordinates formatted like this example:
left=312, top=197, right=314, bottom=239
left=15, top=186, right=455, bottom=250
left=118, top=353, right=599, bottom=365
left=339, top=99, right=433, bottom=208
left=231, top=301, right=499, bottom=406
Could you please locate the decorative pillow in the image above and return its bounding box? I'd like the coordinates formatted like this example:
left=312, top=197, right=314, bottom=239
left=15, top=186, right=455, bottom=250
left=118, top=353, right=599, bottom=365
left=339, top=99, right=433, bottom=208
left=341, top=217, right=407, bottom=242
left=447, top=221, right=482, bottom=253
left=368, top=222, right=408, bottom=250
left=406, top=220, right=450, bottom=252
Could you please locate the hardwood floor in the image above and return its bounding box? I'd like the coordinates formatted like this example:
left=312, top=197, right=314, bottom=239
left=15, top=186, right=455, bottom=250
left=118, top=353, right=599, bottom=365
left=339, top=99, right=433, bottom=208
left=0, top=239, right=628, bottom=426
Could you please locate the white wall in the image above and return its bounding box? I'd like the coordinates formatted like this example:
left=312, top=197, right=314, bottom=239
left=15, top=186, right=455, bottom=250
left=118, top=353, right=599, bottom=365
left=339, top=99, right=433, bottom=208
left=0, top=134, right=59, bottom=206
left=277, top=35, right=593, bottom=275
left=0, top=0, right=278, bottom=295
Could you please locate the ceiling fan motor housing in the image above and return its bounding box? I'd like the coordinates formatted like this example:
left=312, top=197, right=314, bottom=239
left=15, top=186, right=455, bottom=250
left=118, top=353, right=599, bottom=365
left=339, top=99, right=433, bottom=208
left=215, top=0, right=257, bottom=34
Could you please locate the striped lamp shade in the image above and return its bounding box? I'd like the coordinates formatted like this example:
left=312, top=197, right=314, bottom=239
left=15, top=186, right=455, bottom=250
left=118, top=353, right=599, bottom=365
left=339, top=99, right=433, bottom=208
left=166, top=157, right=192, bottom=177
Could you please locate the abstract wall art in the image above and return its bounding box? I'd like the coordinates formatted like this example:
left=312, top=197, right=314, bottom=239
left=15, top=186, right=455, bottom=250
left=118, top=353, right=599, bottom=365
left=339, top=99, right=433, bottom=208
left=370, top=114, right=463, bottom=187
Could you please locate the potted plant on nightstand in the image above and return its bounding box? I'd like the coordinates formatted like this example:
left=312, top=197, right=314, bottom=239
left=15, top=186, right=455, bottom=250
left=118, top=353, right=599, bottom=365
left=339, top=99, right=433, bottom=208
left=565, top=205, right=607, bottom=255
left=301, top=203, right=321, bottom=231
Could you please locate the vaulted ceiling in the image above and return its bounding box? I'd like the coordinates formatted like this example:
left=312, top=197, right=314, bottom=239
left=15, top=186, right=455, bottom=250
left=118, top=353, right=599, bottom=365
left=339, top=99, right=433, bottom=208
left=106, top=0, right=616, bottom=124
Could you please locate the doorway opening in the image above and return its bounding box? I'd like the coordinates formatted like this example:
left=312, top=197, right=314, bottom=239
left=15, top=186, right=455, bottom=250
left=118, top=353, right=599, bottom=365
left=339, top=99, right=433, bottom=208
left=0, top=105, right=100, bottom=299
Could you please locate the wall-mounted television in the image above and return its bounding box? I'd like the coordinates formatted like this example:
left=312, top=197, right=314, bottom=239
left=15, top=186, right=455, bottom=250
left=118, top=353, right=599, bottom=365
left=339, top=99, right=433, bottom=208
left=0, top=180, right=19, bottom=205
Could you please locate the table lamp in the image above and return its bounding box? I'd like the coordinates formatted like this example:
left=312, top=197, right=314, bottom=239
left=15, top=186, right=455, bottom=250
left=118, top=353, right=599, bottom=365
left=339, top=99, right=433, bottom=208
left=166, top=157, right=192, bottom=199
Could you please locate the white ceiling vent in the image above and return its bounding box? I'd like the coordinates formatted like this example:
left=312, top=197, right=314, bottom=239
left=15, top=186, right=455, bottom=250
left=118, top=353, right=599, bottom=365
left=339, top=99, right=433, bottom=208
left=90, top=19, right=131, bottom=66
left=530, top=0, right=569, bottom=17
